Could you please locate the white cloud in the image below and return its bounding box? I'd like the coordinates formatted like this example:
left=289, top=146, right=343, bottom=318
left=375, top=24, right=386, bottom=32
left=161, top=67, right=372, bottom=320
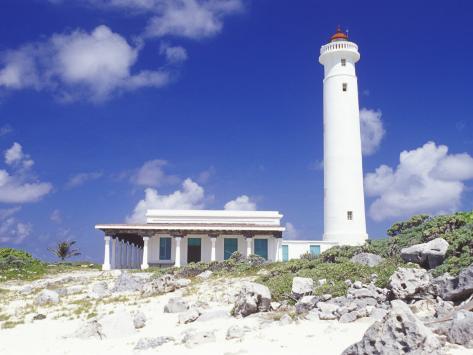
left=0, top=207, right=32, bottom=244
left=360, top=108, right=385, bottom=155
left=126, top=178, right=205, bottom=223
left=160, top=44, right=188, bottom=64
left=131, top=159, right=180, bottom=187
left=284, top=222, right=298, bottom=239
left=145, top=0, right=243, bottom=39
left=66, top=171, right=103, bottom=188
left=365, top=141, right=473, bottom=221
left=0, top=143, right=52, bottom=203
left=0, top=25, right=170, bottom=101
left=224, top=195, right=256, bottom=211
left=50, top=209, right=62, bottom=224
left=196, top=166, right=216, bottom=184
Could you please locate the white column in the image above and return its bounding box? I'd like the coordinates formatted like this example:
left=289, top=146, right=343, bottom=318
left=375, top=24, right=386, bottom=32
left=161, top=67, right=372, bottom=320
left=141, top=237, right=149, bottom=270
left=246, top=236, right=253, bottom=257
left=130, top=244, right=135, bottom=269
left=210, top=235, right=217, bottom=262
left=111, top=237, right=117, bottom=269
left=102, top=236, right=111, bottom=271
left=274, top=236, right=281, bottom=262
left=175, top=236, right=182, bottom=268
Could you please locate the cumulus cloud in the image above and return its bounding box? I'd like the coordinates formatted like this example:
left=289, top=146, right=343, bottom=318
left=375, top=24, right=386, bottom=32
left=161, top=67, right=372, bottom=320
left=131, top=159, right=180, bottom=187
left=365, top=141, right=473, bottom=221
left=160, top=44, right=188, bottom=64
left=66, top=171, right=103, bottom=188
left=284, top=222, right=299, bottom=239
left=224, top=195, right=257, bottom=211
left=126, top=178, right=205, bottom=223
left=0, top=25, right=171, bottom=101
left=145, top=0, right=244, bottom=39
left=0, top=143, right=52, bottom=203
left=360, top=108, right=385, bottom=155
left=0, top=125, right=13, bottom=137
left=0, top=207, right=32, bottom=244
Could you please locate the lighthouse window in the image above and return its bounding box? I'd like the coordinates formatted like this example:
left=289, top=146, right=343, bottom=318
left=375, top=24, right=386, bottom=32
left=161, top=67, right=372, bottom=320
left=341, top=59, right=346, bottom=66
left=347, top=211, right=353, bottom=220
left=342, top=83, right=347, bottom=92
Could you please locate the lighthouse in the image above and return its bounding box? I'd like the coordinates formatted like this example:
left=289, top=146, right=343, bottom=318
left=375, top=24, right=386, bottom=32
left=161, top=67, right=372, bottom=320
left=319, top=28, right=368, bottom=246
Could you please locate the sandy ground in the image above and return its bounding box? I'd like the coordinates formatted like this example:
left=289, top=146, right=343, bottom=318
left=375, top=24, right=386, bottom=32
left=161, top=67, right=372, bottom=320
left=0, top=271, right=469, bottom=355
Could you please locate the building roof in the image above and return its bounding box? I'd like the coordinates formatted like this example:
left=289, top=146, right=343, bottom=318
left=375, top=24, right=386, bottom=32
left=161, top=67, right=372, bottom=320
left=330, top=26, right=349, bottom=42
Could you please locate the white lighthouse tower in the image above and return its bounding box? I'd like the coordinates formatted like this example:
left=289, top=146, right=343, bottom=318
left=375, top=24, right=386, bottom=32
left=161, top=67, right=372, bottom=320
left=319, top=28, right=368, bottom=246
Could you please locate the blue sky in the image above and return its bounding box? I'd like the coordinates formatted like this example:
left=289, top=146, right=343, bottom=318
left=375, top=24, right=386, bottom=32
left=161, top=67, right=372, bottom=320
left=0, top=0, right=472, bottom=262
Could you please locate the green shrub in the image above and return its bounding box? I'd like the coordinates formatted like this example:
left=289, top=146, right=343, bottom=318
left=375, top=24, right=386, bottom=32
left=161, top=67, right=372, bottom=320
left=0, top=248, right=46, bottom=281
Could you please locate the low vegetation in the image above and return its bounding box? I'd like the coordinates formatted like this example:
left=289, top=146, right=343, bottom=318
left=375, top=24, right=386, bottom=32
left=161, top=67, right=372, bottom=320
left=0, top=248, right=46, bottom=281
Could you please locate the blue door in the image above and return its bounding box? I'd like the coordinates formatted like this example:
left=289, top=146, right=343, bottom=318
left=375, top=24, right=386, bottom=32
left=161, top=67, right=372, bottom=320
left=254, top=239, right=268, bottom=260
left=310, top=245, right=321, bottom=256
left=282, top=245, right=289, bottom=262
left=187, top=238, right=201, bottom=263
left=224, top=238, right=238, bottom=260
left=159, top=237, right=172, bottom=260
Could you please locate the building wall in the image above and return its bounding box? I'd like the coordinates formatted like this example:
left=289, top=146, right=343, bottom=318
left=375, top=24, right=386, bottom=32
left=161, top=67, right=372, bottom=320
left=281, top=240, right=337, bottom=260
left=147, top=234, right=279, bottom=266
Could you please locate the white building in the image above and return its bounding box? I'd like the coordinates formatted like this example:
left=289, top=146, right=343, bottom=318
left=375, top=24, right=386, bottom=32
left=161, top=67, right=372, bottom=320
left=95, top=28, right=368, bottom=270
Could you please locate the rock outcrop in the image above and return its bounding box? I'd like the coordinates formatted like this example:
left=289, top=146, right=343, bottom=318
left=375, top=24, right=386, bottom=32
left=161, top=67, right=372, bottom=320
left=401, top=238, right=449, bottom=269
left=388, top=267, right=433, bottom=300
left=232, top=282, right=271, bottom=317
left=291, top=277, right=313, bottom=299
left=433, top=264, right=473, bottom=301
left=34, top=289, right=60, bottom=306
left=164, top=297, right=189, bottom=313
left=447, top=310, right=473, bottom=348
left=342, top=300, right=442, bottom=355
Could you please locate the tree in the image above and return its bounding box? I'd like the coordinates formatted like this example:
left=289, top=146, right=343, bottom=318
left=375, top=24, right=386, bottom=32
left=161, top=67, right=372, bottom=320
left=48, top=240, right=81, bottom=261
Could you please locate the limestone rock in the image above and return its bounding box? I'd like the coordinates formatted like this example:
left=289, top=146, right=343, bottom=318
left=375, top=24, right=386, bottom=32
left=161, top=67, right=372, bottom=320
left=181, top=329, right=216, bottom=348
left=342, top=300, right=442, bottom=355
left=197, top=270, right=213, bottom=279
left=164, top=297, right=189, bottom=313
left=134, top=336, right=174, bottom=350
left=317, top=301, right=339, bottom=320
left=142, top=274, right=178, bottom=296
left=88, top=282, right=110, bottom=299
left=34, top=289, right=60, bottom=306
left=279, top=313, right=293, bottom=325
left=291, top=277, right=313, bottom=298
left=433, top=264, right=473, bottom=301
left=388, top=268, right=433, bottom=300
left=179, top=308, right=200, bottom=324
left=350, top=253, right=384, bottom=267
left=339, top=311, right=358, bottom=323
left=295, top=295, right=318, bottom=314
left=232, top=282, right=271, bottom=317
left=112, top=272, right=142, bottom=293
left=133, top=311, right=146, bottom=329
left=176, top=278, right=192, bottom=287
left=401, top=238, right=449, bottom=269
left=447, top=310, right=473, bottom=348
left=226, top=325, right=251, bottom=340
left=69, top=320, right=104, bottom=340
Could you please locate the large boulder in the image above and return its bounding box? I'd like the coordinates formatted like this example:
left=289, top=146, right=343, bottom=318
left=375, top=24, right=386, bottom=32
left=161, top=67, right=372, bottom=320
left=447, top=310, right=473, bottom=348
left=401, top=238, right=449, bottom=269
left=388, top=268, right=433, bottom=300
left=34, top=289, right=60, bottom=306
left=433, top=264, right=473, bottom=301
left=164, top=297, right=189, bottom=313
left=181, top=329, right=216, bottom=348
left=142, top=274, right=178, bottom=297
left=295, top=295, right=319, bottom=314
left=350, top=253, right=384, bottom=267
left=291, top=277, right=313, bottom=299
left=112, top=272, right=142, bottom=293
left=232, top=282, right=271, bottom=317
left=342, top=300, right=442, bottom=355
